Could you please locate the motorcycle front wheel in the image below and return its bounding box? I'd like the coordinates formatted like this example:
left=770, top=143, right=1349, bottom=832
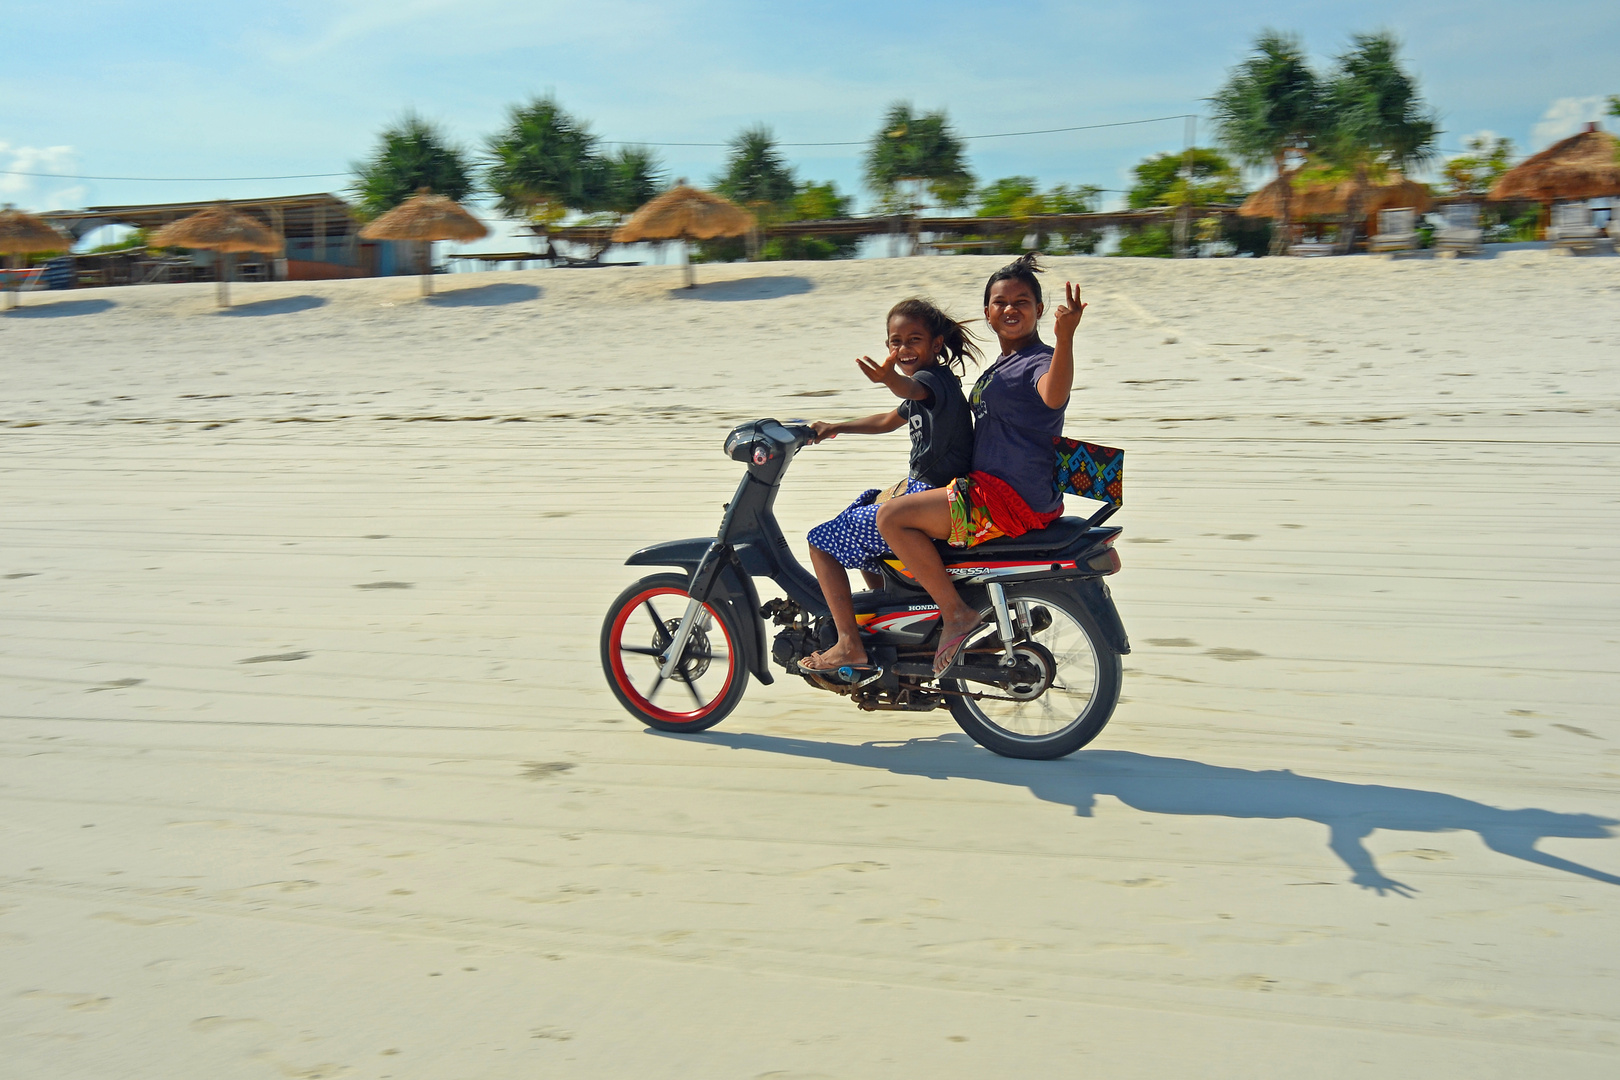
left=601, top=573, right=748, bottom=732
left=942, top=583, right=1122, bottom=760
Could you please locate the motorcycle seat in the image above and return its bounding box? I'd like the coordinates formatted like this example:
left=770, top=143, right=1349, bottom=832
left=935, top=516, right=1096, bottom=561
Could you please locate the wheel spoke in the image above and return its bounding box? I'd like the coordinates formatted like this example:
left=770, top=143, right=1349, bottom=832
left=645, top=672, right=666, bottom=704
left=643, top=599, right=672, bottom=647
left=620, top=644, right=663, bottom=657
left=681, top=673, right=705, bottom=707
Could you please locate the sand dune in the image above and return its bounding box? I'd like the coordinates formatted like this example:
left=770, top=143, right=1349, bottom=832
left=2, top=253, right=1618, bottom=1077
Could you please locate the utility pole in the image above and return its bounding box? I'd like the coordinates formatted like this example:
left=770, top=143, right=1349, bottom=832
left=1175, top=114, right=1196, bottom=258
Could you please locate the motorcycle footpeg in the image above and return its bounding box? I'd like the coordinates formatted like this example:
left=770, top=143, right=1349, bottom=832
left=792, top=661, right=884, bottom=687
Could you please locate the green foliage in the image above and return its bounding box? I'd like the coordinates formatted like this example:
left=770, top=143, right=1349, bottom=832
left=966, top=178, right=1102, bottom=255
left=485, top=96, right=661, bottom=223
left=697, top=180, right=858, bottom=263
left=1209, top=31, right=1323, bottom=170
left=976, top=176, right=1043, bottom=219
left=599, top=145, right=665, bottom=216
left=714, top=126, right=798, bottom=219
left=1047, top=184, right=1103, bottom=216
left=1503, top=205, right=1541, bottom=242
left=1320, top=32, right=1438, bottom=172
left=1442, top=135, right=1516, bottom=196
left=1114, top=224, right=1175, bottom=258
left=351, top=112, right=474, bottom=220
left=792, top=180, right=853, bottom=221
left=864, top=102, right=975, bottom=210
left=1606, top=95, right=1619, bottom=118
left=86, top=227, right=150, bottom=254
left=1224, top=215, right=1272, bottom=256
left=1125, top=148, right=1244, bottom=208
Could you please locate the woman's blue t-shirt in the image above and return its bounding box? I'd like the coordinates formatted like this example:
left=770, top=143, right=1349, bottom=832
left=968, top=341, right=1066, bottom=514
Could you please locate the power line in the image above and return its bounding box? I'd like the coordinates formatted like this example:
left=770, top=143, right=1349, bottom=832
left=0, top=166, right=351, bottom=179
left=2, top=113, right=1198, bottom=182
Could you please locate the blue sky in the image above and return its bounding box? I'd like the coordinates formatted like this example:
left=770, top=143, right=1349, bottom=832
left=2, top=0, right=1616, bottom=218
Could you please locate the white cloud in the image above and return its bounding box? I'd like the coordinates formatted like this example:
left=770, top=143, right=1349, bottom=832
left=1530, top=96, right=1606, bottom=149
left=0, top=141, right=83, bottom=210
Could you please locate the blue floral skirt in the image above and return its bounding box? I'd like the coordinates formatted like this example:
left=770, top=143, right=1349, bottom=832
left=806, top=478, right=933, bottom=571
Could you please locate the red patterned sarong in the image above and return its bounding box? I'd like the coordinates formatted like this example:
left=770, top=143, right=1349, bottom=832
left=946, top=471, right=1061, bottom=548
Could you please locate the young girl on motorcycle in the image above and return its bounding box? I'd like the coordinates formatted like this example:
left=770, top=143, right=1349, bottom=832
left=801, top=298, right=980, bottom=673
left=876, top=254, right=1087, bottom=674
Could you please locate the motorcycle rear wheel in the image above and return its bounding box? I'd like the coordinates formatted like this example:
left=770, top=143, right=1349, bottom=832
left=601, top=573, right=748, bottom=732
left=942, top=584, right=1122, bottom=760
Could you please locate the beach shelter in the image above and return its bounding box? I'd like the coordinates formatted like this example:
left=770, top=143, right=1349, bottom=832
left=611, top=183, right=756, bottom=288
left=150, top=204, right=284, bottom=308
left=0, top=205, right=71, bottom=310
left=1488, top=123, right=1620, bottom=204
left=1240, top=171, right=1432, bottom=249
left=358, top=188, right=489, bottom=297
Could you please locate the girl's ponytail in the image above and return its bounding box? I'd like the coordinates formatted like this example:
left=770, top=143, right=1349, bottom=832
left=886, top=297, right=982, bottom=376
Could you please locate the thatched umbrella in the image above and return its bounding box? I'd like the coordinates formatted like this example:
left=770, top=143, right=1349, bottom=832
left=358, top=188, right=489, bottom=296
left=611, top=183, right=756, bottom=288
left=0, top=205, right=70, bottom=311
left=1488, top=124, right=1620, bottom=203
left=150, top=204, right=284, bottom=308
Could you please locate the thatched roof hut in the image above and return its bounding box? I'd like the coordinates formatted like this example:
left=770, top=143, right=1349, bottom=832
left=151, top=204, right=286, bottom=308
left=0, top=205, right=71, bottom=255
left=359, top=188, right=488, bottom=296
left=0, top=206, right=72, bottom=310
left=1240, top=171, right=1431, bottom=221
left=612, top=184, right=755, bottom=287
left=1488, top=124, right=1620, bottom=203
left=1362, top=174, right=1433, bottom=216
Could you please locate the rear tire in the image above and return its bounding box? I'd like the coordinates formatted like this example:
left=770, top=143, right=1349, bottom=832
left=943, top=584, right=1122, bottom=759
left=601, top=573, right=748, bottom=732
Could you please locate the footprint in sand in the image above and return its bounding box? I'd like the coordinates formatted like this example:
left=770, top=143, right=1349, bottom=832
left=354, top=581, right=412, bottom=590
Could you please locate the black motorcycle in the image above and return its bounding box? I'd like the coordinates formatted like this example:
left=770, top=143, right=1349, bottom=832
left=600, top=419, right=1129, bottom=759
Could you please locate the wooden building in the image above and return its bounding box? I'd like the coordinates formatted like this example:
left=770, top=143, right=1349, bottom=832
left=44, top=193, right=414, bottom=284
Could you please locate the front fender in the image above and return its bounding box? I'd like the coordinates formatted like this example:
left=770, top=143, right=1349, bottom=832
left=626, top=537, right=713, bottom=573
left=624, top=539, right=774, bottom=685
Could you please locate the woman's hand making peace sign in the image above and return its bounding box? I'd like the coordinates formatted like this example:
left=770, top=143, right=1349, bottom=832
left=1052, top=281, right=1086, bottom=342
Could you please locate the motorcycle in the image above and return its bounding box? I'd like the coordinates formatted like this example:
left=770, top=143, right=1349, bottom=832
left=599, top=418, right=1129, bottom=760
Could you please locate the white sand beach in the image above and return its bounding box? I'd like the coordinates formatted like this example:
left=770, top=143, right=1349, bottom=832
left=2, top=252, right=1618, bottom=1078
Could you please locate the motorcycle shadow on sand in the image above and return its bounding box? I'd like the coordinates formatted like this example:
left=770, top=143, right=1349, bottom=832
left=680, top=731, right=1620, bottom=897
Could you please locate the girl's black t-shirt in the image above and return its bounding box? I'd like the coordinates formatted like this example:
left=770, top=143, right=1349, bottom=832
left=900, top=367, right=974, bottom=488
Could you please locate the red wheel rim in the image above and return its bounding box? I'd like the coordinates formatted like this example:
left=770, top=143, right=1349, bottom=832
left=607, top=586, right=737, bottom=724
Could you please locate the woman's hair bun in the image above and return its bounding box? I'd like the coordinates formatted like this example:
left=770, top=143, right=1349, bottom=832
left=983, top=252, right=1046, bottom=306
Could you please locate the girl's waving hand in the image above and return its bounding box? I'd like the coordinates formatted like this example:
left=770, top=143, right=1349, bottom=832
left=1053, top=281, right=1086, bottom=341
left=855, top=346, right=900, bottom=385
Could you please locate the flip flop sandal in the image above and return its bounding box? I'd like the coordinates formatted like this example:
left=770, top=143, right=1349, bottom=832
left=932, top=619, right=986, bottom=677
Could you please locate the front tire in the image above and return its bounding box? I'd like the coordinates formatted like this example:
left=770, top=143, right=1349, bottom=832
left=601, top=573, right=748, bottom=732
left=943, top=584, right=1122, bottom=759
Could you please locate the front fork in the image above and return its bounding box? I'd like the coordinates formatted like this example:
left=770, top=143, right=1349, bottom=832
left=659, top=541, right=728, bottom=677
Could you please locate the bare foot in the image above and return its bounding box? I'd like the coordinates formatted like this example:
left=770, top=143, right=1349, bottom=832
left=801, top=639, right=869, bottom=671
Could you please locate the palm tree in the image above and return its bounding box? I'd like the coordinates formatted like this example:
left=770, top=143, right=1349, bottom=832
left=485, top=96, right=605, bottom=231
left=864, top=102, right=975, bottom=215
left=713, top=126, right=798, bottom=259
left=351, top=113, right=474, bottom=220
left=599, top=146, right=665, bottom=217
left=715, top=127, right=798, bottom=216
left=1321, top=33, right=1438, bottom=251
left=1209, top=32, right=1323, bottom=254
